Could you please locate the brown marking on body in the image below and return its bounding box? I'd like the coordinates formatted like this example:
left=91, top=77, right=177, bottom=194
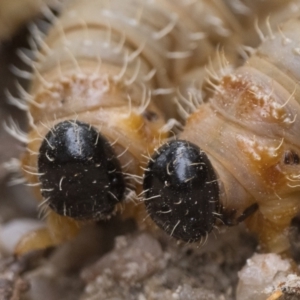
left=236, top=135, right=286, bottom=192
left=120, top=110, right=168, bottom=154
left=185, top=104, right=211, bottom=125
left=216, top=75, right=289, bottom=123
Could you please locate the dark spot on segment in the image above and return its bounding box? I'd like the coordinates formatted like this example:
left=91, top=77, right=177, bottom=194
left=185, top=248, right=193, bottom=256
left=284, top=150, right=300, bottom=165
left=142, top=110, right=158, bottom=122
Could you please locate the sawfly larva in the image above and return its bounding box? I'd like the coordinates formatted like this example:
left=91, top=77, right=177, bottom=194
left=142, top=16, right=300, bottom=255
left=7, top=0, right=251, bottom=255
left=6, top=0, right=300, bottom=255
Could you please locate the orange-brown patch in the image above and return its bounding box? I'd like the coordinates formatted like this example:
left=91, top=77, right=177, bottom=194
left=217, top=75, right=288, bottom=123
left=120, top=112, right=167, bottom=154
left=236, top=136, right=286, bottom=192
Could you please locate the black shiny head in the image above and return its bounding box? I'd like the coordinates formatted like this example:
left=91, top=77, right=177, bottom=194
left=38, top=120, right=125, bottom=220
left=143, top=140, right=220, bottom=242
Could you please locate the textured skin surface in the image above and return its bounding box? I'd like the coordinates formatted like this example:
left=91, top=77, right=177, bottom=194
left=38, top=120, right=125, bottom=219
left=143, top=140, right=219, bottom=242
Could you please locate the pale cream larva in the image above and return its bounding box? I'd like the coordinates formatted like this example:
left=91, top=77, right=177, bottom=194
left=7, top=0, right=250, bottom=255
left=143, top=17, right=300, bottom=255
left=8, top=0, right=300, bottom=255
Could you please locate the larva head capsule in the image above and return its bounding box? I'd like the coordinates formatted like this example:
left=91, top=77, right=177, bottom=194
left=38, top=120, right=125, bottom=220
left=143, top=140, right=220, bottom=242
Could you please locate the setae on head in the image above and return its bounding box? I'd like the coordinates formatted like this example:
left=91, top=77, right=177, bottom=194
left=143, top=140, right=220, bottom=242
left=38, top=120, right=125, bottom=220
